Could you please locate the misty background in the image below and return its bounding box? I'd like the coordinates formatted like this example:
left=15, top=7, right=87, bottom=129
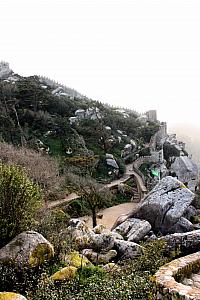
left=168, top=124, right=200, bottom=167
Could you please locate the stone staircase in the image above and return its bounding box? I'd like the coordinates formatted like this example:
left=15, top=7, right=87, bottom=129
left=131, top=191, right=141, bottom=203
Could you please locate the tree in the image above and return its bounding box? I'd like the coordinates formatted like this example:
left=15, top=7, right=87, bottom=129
left=67, top=173, right=112, bottom=227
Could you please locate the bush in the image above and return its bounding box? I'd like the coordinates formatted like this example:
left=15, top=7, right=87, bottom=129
left=116, top=158, right=126, bottom=176
left=138, top=147, right=151, bottom=157
left=0, top=162, right=42, bottom=246
left=0, top=142, right=65, bottom=200
left=77, top=266, right=107, bottom=284
left=37, top=209, right=71, bottom=256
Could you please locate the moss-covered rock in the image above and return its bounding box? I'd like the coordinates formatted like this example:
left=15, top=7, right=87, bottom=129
left=64, top=251, right=92, bottom=268
left=0, top=292, right=27, bottom=300
left=29, top=242, right=54, bottom=267
left=50, top=266, right=77, bottom=281
left=0, top=231, right=54, bottom=268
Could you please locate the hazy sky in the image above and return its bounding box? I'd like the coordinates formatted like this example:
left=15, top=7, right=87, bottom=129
left=1, top=0, right=200, bottom=127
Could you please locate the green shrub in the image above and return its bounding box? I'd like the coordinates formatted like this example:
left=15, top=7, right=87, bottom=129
left=36, top=209, right=72, bottom=257
left=77, top=265, right=107, bottom=284
left=116, top=158, right=126, bottom=176
left=139, top=147, right=151, bottom=157
left=0, top=162, right=42, bottom=246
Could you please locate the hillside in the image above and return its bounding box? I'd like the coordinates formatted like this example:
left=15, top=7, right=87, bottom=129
left=1, top=63, right=200, bottom=300
left=0, top=62, right=159, bottom=181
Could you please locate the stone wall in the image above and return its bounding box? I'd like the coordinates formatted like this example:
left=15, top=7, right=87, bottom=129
left=133, top=156, right=152, bottom=169
left=154, top=252, right=200, bottom=299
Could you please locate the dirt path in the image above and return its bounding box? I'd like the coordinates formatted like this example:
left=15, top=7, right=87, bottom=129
left=80, top=202, right=138, bottom=229
left=46, top=163, right=146, bottom=210
left=46, top=192, right=79, bottom=209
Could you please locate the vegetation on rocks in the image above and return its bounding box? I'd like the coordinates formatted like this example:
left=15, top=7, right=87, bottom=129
left=0, top=239, right=172, bottom=300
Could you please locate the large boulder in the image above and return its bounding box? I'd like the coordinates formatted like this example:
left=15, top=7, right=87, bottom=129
left=113, top=218, right=151, bottom=242
left=0, top=231, right=54, bottom=268
left=160, top=229, right=200, bottom=254
left=133, top=176, right=195, bottom=234
left=90, top=232, right=115, bottom=252
left=0, top=293, right=27, bottom=300
left=92, top=225, right=124, bottom=240
left=82, top=249, right=117, bottom=264
left=75, top=231, right=115, bottom=252
left=106, top=158, right=119, bottom=169
left=114, top=240, right=143, bottom=259
left=184, top=205, right=197, bottom=221
left=167, top=217, right=193, bottom=234
left=170, top=156, right=198, bottom=190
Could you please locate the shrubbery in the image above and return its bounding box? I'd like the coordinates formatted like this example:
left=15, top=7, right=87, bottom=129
left=0, top=162, right=42, bottom=246
left=0, top=142, right=65, bottom=200
left=0, top=240, right=171, bottom=300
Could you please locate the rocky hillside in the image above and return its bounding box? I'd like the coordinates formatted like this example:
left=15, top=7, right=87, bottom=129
left=0, top=62, right=159, bottom=180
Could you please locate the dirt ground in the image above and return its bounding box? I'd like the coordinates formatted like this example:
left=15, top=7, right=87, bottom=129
left=80, top=202, right=138, bottom=229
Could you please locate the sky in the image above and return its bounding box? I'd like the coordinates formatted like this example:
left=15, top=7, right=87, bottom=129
left=1, top=0, right=200, bottom=128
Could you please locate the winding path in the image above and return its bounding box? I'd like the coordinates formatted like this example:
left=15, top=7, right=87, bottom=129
left=46, top=163, right=147, bottom=210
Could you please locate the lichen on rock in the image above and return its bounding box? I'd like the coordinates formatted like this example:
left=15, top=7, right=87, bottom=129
left=0, top=292, right=27, bottom=300
left=64, top=251, right=92, bottom=268
left=50, top=266, right=77, bottom=281
left=0, top=231, right=54, bottom=268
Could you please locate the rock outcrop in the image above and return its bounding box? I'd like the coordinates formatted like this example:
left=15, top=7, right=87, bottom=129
left=133, top=176, right=195, bottom=234
left=160, top=229, right=200, bottom=254
left=113, top=218, right=151, bottom=242
left=114, top=240, right=143, bottom=259
left=68, top=218, right=144, bottom=261
left=0, top=231, right=54, bottom=268
left=170, top=156, right=198, bottom=190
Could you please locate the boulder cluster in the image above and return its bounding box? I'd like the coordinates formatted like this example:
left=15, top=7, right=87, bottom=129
left=67, top=219, right=143, bottom=262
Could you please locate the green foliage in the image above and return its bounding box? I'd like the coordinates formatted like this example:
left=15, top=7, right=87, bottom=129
left=0, top=238, right=175, bottom=300
left=116, top=158, right=126, bottom=175
left=139, top=147, right=151, bottom=157
left=139, top=162, right=154, bottom=177
left=0, top=74, right=159, bottom=184
left=77, top=265, right=107, bottom=284
left=66, top=198, right=91, bottom=217
left=0, top=162, right=42, bottom=246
